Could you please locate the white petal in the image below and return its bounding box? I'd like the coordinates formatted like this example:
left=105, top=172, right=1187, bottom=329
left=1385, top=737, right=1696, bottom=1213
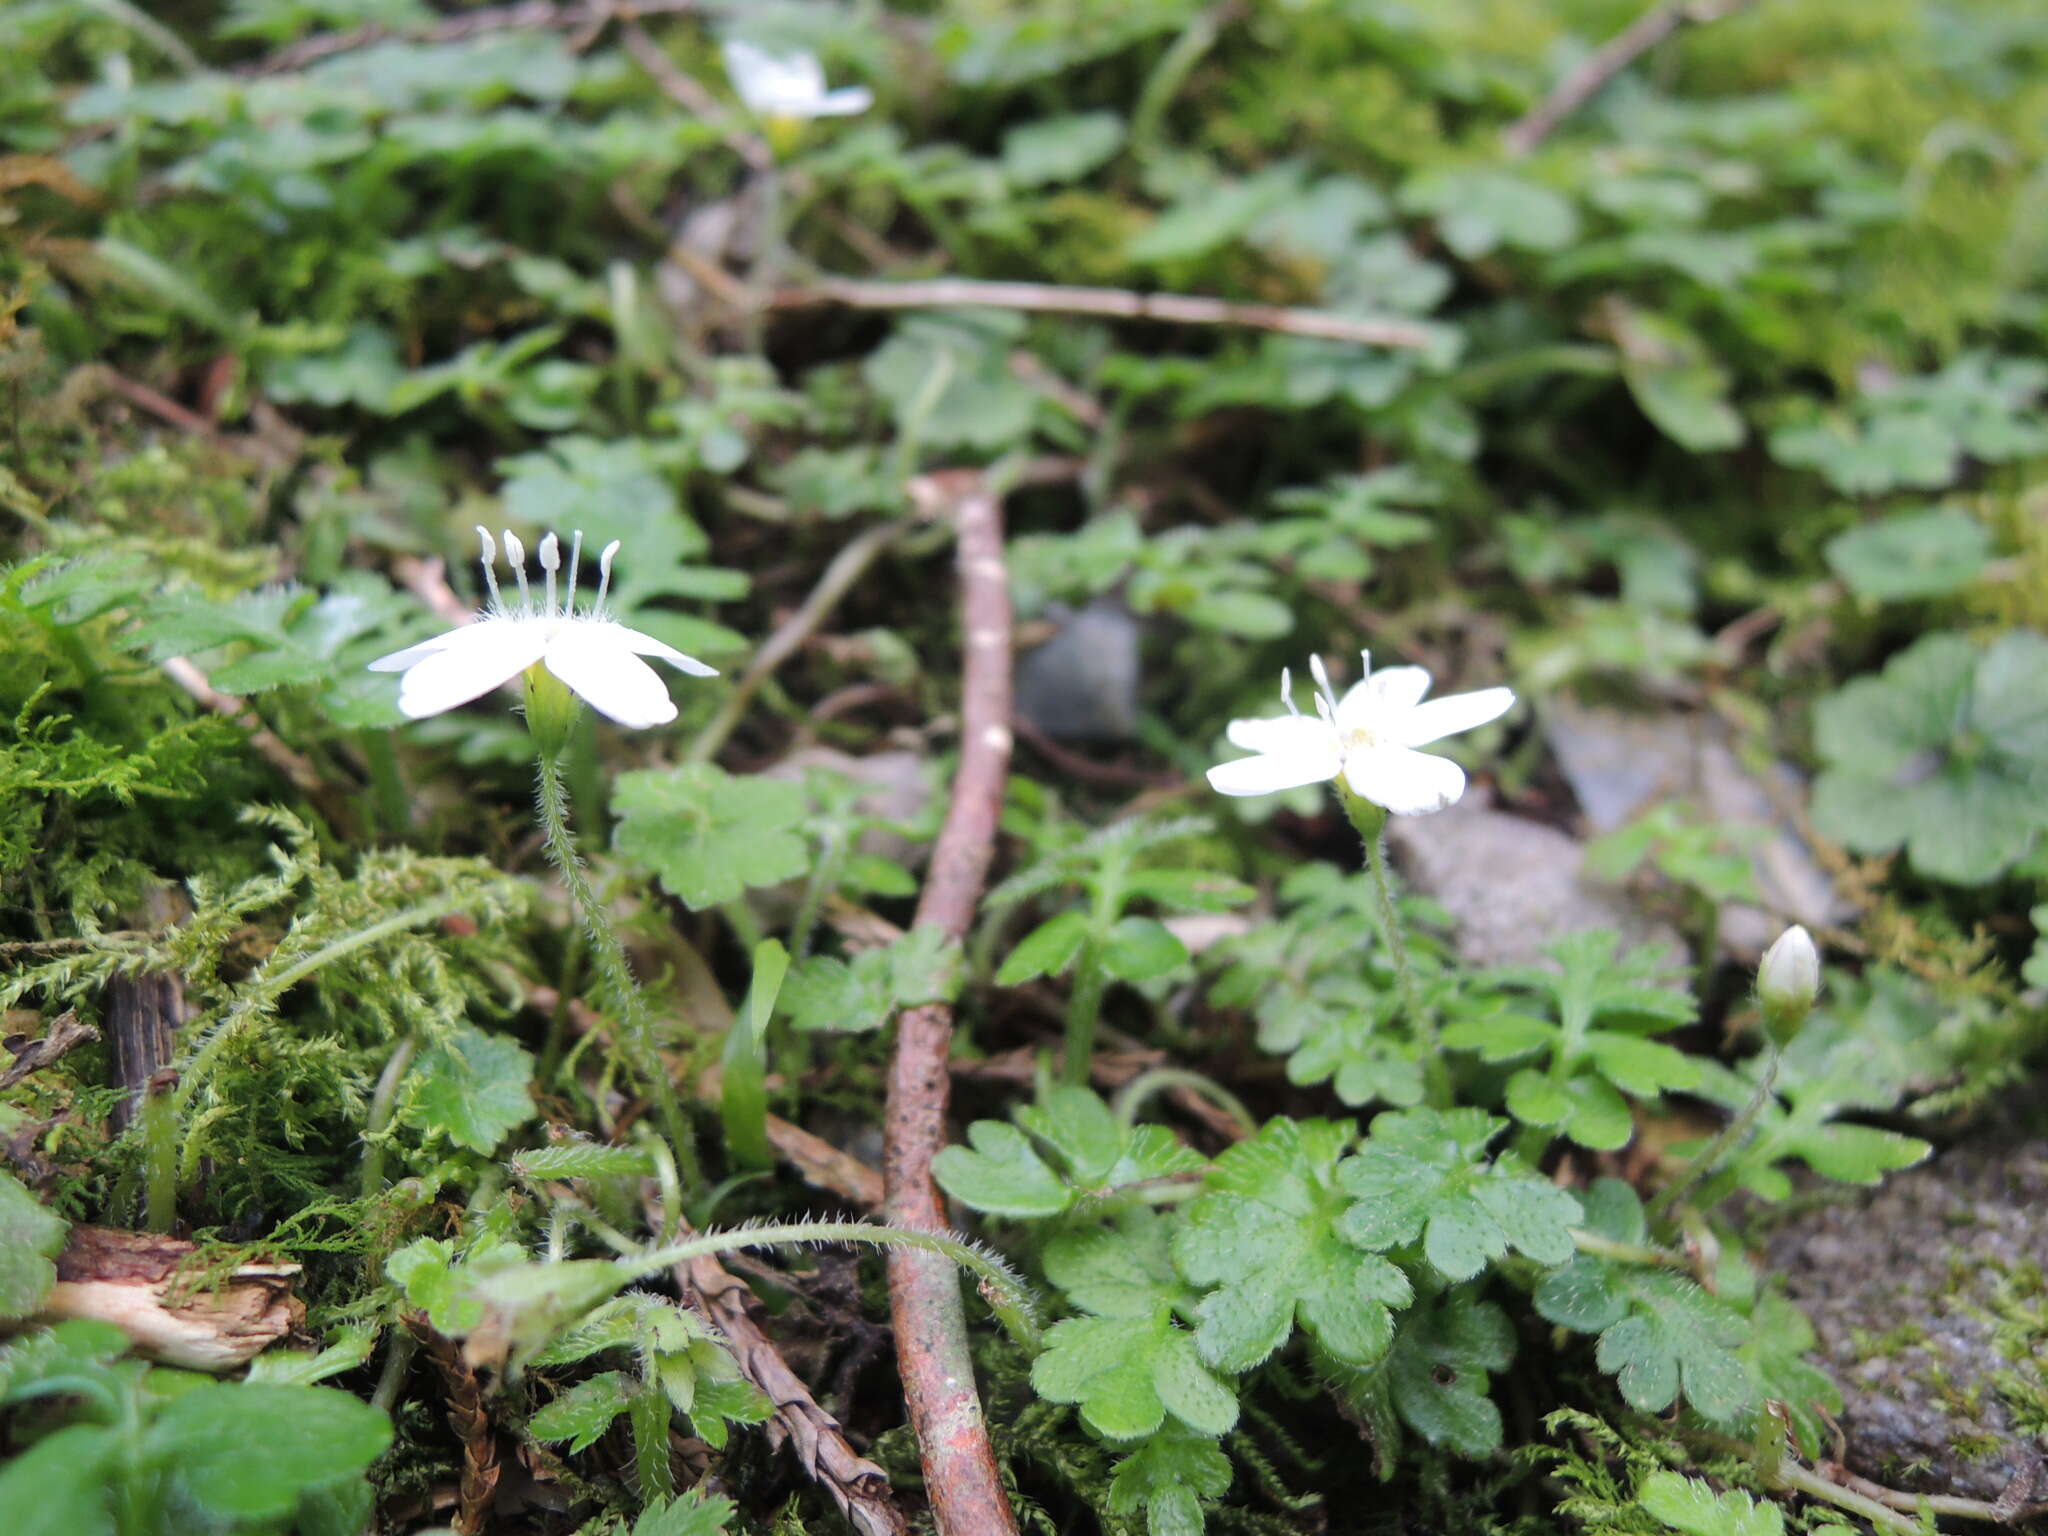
left=812, top=86, right=873, bottom=116
left=1225, top=712, right=1338, bottom=757
left=367, top=632, right=456, bottom=672
left=723, top=39, right=826, bottom=113
left=544, top=628, right=677, bottom=729
left=600, top=620, right=720, bottom=677
left=1333, top=665, right=1431, bottom=731
left=1395, top=687, right=1515, bottom=748
left=393, top=621, right=549, bottom=719
left=1343, top=745, right=1466, bottom=816
left=1206, top=740, right=1342, bottom=798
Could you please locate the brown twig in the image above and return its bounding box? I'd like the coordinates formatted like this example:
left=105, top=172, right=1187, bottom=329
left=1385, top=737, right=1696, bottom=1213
left=244, top=0, right=704, bottom=76
left=0, top=1010, right=99, bottom=1091
left=619, top=20, right=772, bottom=172
left=405, top=1314, right=505, bottom=1536
left=160, top=656, right=330, bottom=802
left=776, top=275, right=1443, bottom=352
left=882, top=473, right=1020, bottom=1536
left=1502, top=0, right=1758, bottom=158
left=646, top=1198, right=907, bottom=1536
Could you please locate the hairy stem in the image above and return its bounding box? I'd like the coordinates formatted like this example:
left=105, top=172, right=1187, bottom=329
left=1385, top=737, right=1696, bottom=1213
left=1343, top=791, right=1447, bottom=1108
left=533, top=752, right=700, bottom=1193
left=1061, top=944, right=1108, bottom=1087
left=359, top=1032, right=419, bottom=1198
left=1647, top=1042, right=1780, bottom=1227
left=633, top=1219, right=1038, bottom=1350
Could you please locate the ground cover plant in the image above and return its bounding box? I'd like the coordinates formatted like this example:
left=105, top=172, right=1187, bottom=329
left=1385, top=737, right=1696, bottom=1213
left=3, top=1, right=2047, bottom=1533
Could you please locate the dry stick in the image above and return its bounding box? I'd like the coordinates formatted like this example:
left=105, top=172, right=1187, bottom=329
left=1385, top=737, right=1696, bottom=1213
left=245, top=0, right=705, bottom=75
left=404, top=1314, right=504, bottom=1536
left=645, top=1197, right=908, bottom=1536
left=619, top=19, right=772, bottom=172
left=160, top=657, right=329, bottom=802
left=882, top=475, right=1021, bottom=1536
left=775, top=275, right=1443, bottom=352
left=1502, top=0, right=1759, bottom=158
left=686, top=520, right=907, bottom=765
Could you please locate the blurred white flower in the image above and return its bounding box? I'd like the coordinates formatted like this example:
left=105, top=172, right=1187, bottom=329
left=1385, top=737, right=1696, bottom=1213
left=1207, top=652, right=1514, bottom=816
left=721, top=39, right=872, bottom=119
left=369, top=528, right=716, bottom=729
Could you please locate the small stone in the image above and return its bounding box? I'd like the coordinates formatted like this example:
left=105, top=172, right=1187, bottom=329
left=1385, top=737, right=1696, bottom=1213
left=1014, top=598, right=1142, bottom=743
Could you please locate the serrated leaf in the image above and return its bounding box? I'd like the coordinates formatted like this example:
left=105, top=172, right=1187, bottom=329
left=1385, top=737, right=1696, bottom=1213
left=529, top=1370, right=634, bottom=1451
left=996, top=909, right=1091, bottom=984
left=633, top=1489, right=737, bottom=1536
left=931, top=1122, right=1071, bottom=1218
left=1336, top=1107, right=1580, bottom=1281
left=1105, top=1425, right=1234, bottom=1536
left=613, top=764, right=810, bottom=909
left=1099, top=915, right=1188, bottom=982
left=1173, top=1118, right=1413, bottom=1371
left=1825, top=506, right=1991, bottom=601
left=0, top=1170, right=68, bottom=1321
left=408, top=1022, right=534, bottom=1154
left=1638, top=1471, right=1785, bottom=1536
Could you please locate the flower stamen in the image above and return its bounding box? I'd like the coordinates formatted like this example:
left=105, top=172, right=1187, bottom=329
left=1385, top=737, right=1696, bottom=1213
left=596, top=539, right=621, bottom=612
left=538, top=531, right=561, bottom=615
left=565, top=529, right=584, bottom=613
left=504, top=530, right=531, bottom=612
left=475, top=525, right=505, bottom=611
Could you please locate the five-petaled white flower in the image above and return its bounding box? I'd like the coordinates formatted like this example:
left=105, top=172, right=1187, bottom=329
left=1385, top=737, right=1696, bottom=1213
left=1207, top=652, right=1514, bottom=816
left=721, top=38, right=873, bottom=120
left=369, top=528, right=717, bottom=729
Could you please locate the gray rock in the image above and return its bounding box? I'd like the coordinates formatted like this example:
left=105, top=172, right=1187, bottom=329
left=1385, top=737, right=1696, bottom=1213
left=1766, top=1136, right=2048, bottom=1501
left=1542, top=698, right=1851, bottom=958
left=1386, top=791, right=1683, bottom=968
left=1014, top=598, right=1142, bottom=743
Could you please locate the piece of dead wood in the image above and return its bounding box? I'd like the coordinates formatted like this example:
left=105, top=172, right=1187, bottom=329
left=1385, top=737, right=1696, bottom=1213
left=881, top=474, right=1020, bottom=1536
left=406, top=1313, right=506, bottom=1536
left=30, top=1226, right=302, bottom=1371
left=1, top=1009, right=99, bottom=1091
left=646, top=1197, right=907, bottom=1536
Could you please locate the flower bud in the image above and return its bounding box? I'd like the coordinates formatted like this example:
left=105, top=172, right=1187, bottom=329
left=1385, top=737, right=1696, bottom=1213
left=1757, top=924, right=1819, bottom=1044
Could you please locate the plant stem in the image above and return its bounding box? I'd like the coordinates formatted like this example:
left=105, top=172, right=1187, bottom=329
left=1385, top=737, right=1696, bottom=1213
left=360, top=1032, right=418, bottom=1198
left=633, top=1218, right=1039, bottom=1350
left=1113, top=1067, right=1257, bottom=1137
left=533, top=752, right=700, bottom=1194
left=1342, top=790, right=1447, bottom=1108
left=1646, top=1042, right=1780, bottom=1227
left=1062, top=943, right=1108, bottom=1087
left=139, top=1081, right=178, bottom=1233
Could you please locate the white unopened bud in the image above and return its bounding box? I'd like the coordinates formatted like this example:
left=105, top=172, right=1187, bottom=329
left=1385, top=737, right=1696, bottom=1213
left=1757, top=924, right=1819, bottom=1042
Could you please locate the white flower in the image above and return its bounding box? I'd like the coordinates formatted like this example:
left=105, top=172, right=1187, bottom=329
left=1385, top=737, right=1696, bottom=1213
left=1206, top=652, right=1514, bottom=816
left=369, top=528, right=717, bottom=729
left=721, top=38, right=872, bottom=119
left=1757, top=924, right=1820, bottom=1013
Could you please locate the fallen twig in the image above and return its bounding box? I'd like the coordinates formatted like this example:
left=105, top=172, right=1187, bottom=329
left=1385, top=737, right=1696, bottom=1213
left=244, top=0, right=705, bottom=76
left=776, top=275, right=1444, bottom=352
left=1502, top=0, right=1759, bottom=158
left=646, top=1197, right=907, bottom=1536
left=160, top=656, right=330, bottom=802
left=0, top=1010, right=99, bottom=1091
left=881, top=473, right=1020, bottom=1536
left=620, top=20, right=771, bottom=172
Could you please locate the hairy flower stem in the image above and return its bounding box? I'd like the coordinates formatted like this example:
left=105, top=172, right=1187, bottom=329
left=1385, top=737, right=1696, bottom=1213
left=635, top=1218, right=1038, bottom=1349
left=1646, top=1042, right=1780, bottom=1228
left=1341, top=790, right=1447, bottom=1108
left=533, top=752, right=700, bottom=1194
left=1062, top=944, right=1109, bottom=1087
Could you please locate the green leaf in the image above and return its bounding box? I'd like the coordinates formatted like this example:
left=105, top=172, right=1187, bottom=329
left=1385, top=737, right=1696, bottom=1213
left=152, top=1384, right=392, bottom=1520
left=0, top=1170, right=68, bottom=1321
left=863, top=312, right=1037, bottom=453
left=1534, top=1180, right=1752, bottom=1423
left=1637, top=1471, right=1785, bottom=1536
left=782, top=928, right=964, bottom=1034
left=1323, top=1288, right=1517, bottom=1462
left=0, top=1422, right=117, bottom=1536
left=932, top=1122, right=1072, bottom=1218
left=721, top=939, right=785, bottom=1171
left=1033, top=1214, right=1239, bottom=1439
left=529, top=1370, right=634, bottom=1451
left=1337, top=1107, right=1580, bottom=1280
left=1002, top=110, right=1124, bottom=186
left=1609, top=307, right=1745, bottom=452
left=1099, top=915, right=1188, bottom=982
left=996, top=910, right=1091, bottom=984
left=1825, top=506, right=1992, bottom=601
left=1811, top=630, right=2048, bottom=884
left=634, top=1489, right=737, bottom=1536
left=613, top=764, right=810, bottom=909
left=1172, top=1118, right=1413, bottom=1371
left=408, top=1022, right=534, bottom=1154
left=1401, top=167, right=1579, bottom=257
left=1104, top=1425, right=1234, bottom=1536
